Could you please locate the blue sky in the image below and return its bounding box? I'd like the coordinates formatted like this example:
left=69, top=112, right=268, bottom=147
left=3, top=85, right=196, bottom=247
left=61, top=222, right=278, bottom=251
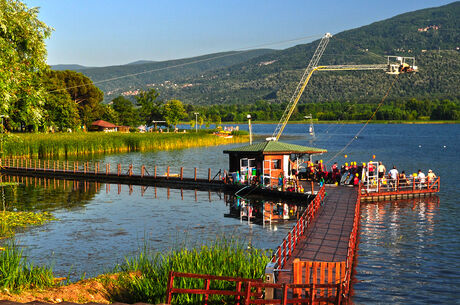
left=25, top=0, right=456, bottom=67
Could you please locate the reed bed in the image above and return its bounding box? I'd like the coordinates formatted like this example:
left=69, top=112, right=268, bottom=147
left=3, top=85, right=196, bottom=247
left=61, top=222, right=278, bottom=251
left=108, top=236, right=270, bottom=304
left=1, top=131, right=248, bottom=158
left=0, top=243, right=55, bottom=292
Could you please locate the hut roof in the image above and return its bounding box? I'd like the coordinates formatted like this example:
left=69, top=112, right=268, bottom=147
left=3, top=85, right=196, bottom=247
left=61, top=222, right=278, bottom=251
left=91, top=120, right=117, bottom=128
left=223, top=141, right=327, bottom=155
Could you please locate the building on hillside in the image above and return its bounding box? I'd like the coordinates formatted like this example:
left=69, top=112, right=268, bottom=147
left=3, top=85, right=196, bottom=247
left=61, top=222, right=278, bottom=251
left=223, top=141, right=327, bottom=186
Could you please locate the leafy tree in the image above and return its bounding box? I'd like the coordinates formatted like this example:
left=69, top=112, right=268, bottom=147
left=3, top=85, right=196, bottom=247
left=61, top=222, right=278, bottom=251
left=101, top=104, right=120, bottom=126
left=135, top=89, right=163, bottom=126
left=42, top=71, right=80, bottom=131
left=111, top=96, right=139, bottom=127
left=51, top=70, right=104, bottom=127
left=163, top=99, right=186, bottom=129
left=0, top=0, right=52, bottom=130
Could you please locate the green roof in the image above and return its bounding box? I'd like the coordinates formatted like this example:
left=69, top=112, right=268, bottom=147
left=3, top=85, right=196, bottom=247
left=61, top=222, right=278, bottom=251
left=223, top=141, right=327, bottom=155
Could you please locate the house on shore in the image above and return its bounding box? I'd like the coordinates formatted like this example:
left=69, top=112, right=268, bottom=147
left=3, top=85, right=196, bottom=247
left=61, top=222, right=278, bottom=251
left=90, top=120, right=130, bottom=132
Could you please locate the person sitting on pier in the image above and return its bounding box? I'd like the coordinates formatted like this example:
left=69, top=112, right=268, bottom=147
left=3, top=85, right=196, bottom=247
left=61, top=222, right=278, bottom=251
left=417, top=169, right=426, bottom=189
left=398, top=171, right=408, bottom=187
left=427, top=169, right=437, bottom=184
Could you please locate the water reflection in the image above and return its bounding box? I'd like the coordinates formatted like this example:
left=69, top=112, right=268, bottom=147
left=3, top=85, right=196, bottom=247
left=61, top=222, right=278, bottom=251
left=354, top=196, right=441, bottom=304
left=1, top=175, right=297, bottom=279
left=224, top=195, right=305, bottom=227
left=0, top=175, right=98, bottom=212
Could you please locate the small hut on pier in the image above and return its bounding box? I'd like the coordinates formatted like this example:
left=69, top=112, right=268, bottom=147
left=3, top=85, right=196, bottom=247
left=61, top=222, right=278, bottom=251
left=223, top=141, right=327, bottom=186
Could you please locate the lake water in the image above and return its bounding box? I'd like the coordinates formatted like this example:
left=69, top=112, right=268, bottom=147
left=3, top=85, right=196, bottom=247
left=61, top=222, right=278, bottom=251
left=2, top=123, right=459, bottom=304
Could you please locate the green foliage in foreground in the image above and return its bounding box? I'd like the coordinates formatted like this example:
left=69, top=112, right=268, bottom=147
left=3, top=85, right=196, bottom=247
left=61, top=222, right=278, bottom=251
left=0, top=211, right=56, bottom=238
left=0, top=244, right=55, bottom=292
left=1, top=131, right=247, bottom=158
left=108, top=236, right=271, bottom=304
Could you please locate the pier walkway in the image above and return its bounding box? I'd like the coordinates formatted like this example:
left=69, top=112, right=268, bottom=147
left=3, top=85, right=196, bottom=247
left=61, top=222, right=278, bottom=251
left=277, top=186, right=357, bottom=284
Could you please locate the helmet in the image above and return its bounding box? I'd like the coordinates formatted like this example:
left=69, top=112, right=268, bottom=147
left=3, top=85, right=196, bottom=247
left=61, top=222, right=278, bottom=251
left=356, top=173, right=359, bottom=177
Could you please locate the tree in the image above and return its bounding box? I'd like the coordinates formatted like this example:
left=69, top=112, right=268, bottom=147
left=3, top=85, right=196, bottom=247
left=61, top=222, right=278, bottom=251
left=135, top=89, right=163, bottom=126
left=0, top=0, right=53, bottom=130
left=163, top=99, right=186, bottom=129
left=111, top=96, right=139, bottom=127
left=51, top=70, right=104, bottom=127
left=42, top=71, right=80, bottom=131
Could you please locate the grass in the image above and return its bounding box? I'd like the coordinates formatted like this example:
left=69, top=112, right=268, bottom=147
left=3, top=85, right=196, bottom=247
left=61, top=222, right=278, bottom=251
left=0, top=243, right=55, bottom=292
left=1, top=130, right=248, bottom=158
left=107, top=235, right=271, bottom=304
left=0, top=211, right=56, bottom=239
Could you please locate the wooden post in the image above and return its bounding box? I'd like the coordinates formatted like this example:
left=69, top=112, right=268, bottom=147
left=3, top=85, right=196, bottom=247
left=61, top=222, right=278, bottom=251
left=95, top=162, right=98, bottom=174
left=34, top=159, right=36, bottom=171
left=167, top=166, right=170, bottom=179
left=180, top=167, right=183, bottom=180
left=53, top=161, right=55, bottom=172
left=117, top=164, right=121, bottom=176
left=56, top=160, right=59, bottom=171
left=141, top=165, right=145, bottom=177
left=48, top=159, right=50, bottom=169
left=154, top=166, right=157, bottom=178
left=129, top=164, right=133, bottom=176
left=208, top=168, right=211, bottom=182
left=106, top=163, right=110, bottom=175
left=194, top=167, right=197, bottom=181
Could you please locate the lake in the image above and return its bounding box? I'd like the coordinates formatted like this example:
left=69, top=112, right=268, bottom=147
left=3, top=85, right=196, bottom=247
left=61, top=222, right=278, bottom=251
left=2, top=123, right=459, bottom=304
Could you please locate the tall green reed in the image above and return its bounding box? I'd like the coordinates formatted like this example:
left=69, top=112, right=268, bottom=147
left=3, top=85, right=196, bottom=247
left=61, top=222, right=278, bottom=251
left=0, top=243, right=55, bottom=292
left=108, top=235, right=270, bottom=304
left=2, top=131, right=248, bottom=158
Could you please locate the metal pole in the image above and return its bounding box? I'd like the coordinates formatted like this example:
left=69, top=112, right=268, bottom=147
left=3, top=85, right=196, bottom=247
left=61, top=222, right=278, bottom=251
left=247, top=114, right=252, bottom=145
left=194, top=112, right=199, bottom=132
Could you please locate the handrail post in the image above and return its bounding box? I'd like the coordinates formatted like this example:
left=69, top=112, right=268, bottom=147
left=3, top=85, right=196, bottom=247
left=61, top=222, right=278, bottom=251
left=180, top=167, right=183, bottom=180
left=154, top=165, right=157, bottom=178
left=167, top=166, right=170, bottom=179
left=117, top=164, right=121, bottom=176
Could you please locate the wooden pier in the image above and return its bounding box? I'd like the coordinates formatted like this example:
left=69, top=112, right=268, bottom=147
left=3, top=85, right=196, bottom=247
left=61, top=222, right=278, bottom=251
left=0, top=158, right=311, bottom=200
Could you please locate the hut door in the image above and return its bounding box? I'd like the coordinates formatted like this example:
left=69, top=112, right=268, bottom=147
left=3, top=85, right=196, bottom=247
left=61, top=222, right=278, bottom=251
left=240, top=158, right=255, bottom=181
left=262, top=160, right=272, bottom=186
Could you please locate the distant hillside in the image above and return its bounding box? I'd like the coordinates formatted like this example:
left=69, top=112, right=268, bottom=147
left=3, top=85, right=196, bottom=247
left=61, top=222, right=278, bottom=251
left=77, top=1, right=459, bottom=104
left=154, top=1, right=460, bottom=105
left=127, top=60, right=157, bottom=65
left=52, top=64, right=89, bottom=70
left=76, top=49, right=275, bottom=99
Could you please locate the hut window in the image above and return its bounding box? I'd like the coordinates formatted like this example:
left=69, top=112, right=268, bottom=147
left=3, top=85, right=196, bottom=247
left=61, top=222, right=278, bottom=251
left=272, top=159, right=281, bottom=169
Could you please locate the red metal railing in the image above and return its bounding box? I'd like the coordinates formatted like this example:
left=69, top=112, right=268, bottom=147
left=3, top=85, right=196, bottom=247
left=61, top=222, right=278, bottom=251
left=165, top=271, right=263, bottom=305
left=340, top=186, right=362, bottom=299
left=165, top=270, right=341, bottom=305
left=269, top=185, right=326, bottom=271
left=360, top=176, right=440, bottom=198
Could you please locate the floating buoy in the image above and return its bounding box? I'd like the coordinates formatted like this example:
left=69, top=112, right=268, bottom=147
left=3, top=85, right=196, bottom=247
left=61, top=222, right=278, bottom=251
left=372, top=155, right=375, bottom=159
left=344, top=155, right=348, bottom=158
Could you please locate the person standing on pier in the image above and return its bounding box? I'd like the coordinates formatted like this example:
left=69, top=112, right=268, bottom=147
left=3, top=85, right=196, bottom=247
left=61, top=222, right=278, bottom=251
left=378, top=162, right=386, bottom=179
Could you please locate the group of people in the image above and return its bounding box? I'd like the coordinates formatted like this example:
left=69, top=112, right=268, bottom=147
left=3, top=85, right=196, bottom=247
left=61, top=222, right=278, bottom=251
left=300, top=160, right=437, bottom=189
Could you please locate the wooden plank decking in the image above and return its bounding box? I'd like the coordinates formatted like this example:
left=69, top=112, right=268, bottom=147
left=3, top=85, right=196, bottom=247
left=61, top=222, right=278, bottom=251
left=277, top=185, right=358, bottom=284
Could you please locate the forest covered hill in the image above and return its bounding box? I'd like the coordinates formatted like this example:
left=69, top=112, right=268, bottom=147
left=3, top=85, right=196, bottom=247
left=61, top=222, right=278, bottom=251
left=78, top=2, right=460, bottom=104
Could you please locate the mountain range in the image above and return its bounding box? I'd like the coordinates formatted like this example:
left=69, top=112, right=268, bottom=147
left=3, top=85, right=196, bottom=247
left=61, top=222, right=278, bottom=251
left=61, top=1, right=460, bottom=104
